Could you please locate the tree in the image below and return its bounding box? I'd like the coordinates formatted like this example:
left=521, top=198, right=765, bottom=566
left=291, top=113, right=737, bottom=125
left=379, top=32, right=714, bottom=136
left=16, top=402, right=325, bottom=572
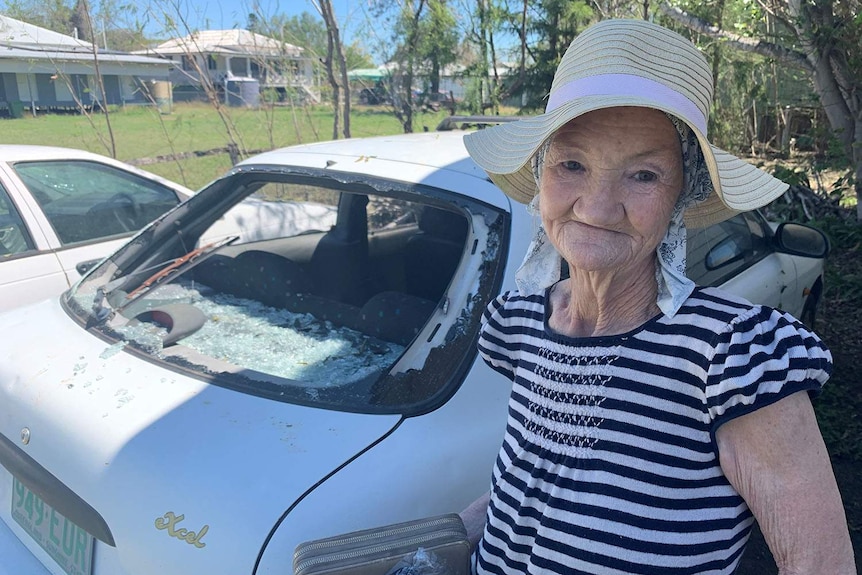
left=418, top=0, right=459, bottom=99
left=70, top=0, right=93, bottom=41
left=660, top=1, right=862, bottom=220
left=278, top=12, right=374, bottom=71
left=466, top=0, right=499, bottom=113
left=1, top=0, right=74, bottom=33
left=247, top=12, right=260, bottom=33
left=312, top=0, right=350, bottom=139
left=1, top=0, right=145, bottom=49
left=512, top=0, right=596, bottom=109
left=313, top=0, right=352, bottom=139
left=366, top=0, right=460, bottom=132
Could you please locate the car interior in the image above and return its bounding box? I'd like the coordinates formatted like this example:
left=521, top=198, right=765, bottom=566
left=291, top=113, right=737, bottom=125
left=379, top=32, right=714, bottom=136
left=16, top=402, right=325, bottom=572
left=187, top=192, right=469, bottom=348
left=0, top=184, right=34, bottom=257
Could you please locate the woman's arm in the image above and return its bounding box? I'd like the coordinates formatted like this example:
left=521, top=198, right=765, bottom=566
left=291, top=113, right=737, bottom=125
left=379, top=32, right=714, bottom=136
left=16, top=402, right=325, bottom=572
left=716, top=391, right=856, bottom=574
left=459, top=491, right=490, bottom=550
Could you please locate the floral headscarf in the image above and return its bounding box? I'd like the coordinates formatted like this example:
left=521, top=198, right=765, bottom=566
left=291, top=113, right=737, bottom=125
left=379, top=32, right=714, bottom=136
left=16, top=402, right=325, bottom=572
left=516, top=114, right=714, bottom=318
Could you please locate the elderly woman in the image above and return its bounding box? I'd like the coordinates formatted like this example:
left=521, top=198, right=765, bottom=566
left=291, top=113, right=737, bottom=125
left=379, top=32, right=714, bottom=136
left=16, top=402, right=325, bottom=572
left=459, top=19, right=855, bottom=575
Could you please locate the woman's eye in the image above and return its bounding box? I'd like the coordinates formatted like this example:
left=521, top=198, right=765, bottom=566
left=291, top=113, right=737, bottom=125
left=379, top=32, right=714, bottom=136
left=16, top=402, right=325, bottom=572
left=561, top=160, right=584, bottom=172
left=633, top=170, right=658, bottom=182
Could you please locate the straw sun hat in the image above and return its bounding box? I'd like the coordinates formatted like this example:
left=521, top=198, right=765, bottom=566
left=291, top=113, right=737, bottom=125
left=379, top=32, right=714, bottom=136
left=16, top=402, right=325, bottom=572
left=463, top=18, right=788, bottom=228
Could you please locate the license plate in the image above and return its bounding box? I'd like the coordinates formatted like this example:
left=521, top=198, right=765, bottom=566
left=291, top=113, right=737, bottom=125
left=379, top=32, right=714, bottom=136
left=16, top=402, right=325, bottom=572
left=10, top=477, right=94, bottom=575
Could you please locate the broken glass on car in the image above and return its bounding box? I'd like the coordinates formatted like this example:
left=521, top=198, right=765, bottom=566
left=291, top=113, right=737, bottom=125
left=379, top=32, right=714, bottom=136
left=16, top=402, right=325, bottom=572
left=66, top=168, right=508, bottom=414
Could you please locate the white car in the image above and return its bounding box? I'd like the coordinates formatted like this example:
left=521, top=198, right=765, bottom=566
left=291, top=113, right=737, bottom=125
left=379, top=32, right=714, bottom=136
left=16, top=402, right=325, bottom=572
left=0, top=131, right=828, bottom=575
left=0, top=146, right=193, bottom=312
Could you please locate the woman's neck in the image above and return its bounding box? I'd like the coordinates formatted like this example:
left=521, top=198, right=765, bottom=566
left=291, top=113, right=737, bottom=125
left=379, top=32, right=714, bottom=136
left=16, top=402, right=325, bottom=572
left=547, top=264, right=661, bottom=338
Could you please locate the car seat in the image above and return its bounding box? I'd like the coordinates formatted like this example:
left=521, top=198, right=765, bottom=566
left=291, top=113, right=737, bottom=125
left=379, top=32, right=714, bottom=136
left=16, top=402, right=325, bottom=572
left=404, top=207, right=468, bottom=301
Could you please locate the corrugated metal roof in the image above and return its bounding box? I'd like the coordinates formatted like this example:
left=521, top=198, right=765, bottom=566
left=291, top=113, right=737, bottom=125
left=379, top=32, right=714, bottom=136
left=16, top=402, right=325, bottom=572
left=0, top=45, right=170, bottom=66
left=0, top=14, right=169, bottom=67
left=0, top=14, right=92, bottom=50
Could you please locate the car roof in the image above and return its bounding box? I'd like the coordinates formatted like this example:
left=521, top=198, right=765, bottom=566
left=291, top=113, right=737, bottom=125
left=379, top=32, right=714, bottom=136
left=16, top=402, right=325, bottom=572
left=0, top=144, right=127, bottom=163
left=239, top=131, right=491, bottom=180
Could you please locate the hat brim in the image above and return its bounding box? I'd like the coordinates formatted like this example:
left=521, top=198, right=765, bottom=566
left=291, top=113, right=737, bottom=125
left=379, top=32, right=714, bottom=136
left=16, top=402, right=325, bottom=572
left=463, top=97, right=788, bottom=228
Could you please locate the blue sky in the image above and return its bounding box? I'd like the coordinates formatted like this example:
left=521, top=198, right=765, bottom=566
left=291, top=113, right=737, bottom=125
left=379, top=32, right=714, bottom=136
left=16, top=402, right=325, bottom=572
left=146, top=0, right=517, bottom=62
left=169, top=0, right=360, bottom=40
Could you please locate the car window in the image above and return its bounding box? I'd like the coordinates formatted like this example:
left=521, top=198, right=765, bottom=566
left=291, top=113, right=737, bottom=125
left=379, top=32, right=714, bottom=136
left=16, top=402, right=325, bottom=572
left=367, top=196, right=420, bottom=231
left=12, top=160, right=181, bottom=245
left=67, top=171, right=508, bottom=415
left=0, top=183, right=35, bottom=257
left=686, top=212, right=771, bottom=286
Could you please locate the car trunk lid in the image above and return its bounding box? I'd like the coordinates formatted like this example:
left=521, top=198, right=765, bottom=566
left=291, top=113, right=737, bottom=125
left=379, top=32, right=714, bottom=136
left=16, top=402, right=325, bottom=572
left=0, top=299, right=401, bottom=575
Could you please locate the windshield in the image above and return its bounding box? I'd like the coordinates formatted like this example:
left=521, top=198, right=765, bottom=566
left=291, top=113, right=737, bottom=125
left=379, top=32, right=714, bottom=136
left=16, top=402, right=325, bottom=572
left=65, top=167, right=508, bottom=414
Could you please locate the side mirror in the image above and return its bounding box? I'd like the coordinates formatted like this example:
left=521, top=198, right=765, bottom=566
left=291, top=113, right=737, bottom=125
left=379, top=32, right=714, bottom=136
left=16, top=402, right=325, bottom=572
left=76, top=258, right=102, bottom=275
left=774, top=223, right=830, bottom=258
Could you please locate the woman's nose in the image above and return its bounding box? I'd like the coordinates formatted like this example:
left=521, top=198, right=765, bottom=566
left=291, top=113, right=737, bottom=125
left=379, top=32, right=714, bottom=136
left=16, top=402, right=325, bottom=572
left=573, top=172, right=624, bottom=224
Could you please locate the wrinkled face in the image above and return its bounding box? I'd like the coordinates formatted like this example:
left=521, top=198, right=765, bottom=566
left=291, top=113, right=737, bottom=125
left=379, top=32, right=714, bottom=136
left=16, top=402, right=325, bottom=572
left=540, top=107, right=684, bottom=275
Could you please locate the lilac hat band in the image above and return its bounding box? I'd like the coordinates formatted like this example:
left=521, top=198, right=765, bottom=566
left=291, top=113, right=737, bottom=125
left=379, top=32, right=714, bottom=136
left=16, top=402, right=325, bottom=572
left=546, top=73, right=709, bottom=137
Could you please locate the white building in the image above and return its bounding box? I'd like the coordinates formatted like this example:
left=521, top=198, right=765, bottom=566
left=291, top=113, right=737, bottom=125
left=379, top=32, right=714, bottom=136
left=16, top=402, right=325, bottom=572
left=135, top=29, right=319, bottom=104
left=0, top=14, right=171, bottom=115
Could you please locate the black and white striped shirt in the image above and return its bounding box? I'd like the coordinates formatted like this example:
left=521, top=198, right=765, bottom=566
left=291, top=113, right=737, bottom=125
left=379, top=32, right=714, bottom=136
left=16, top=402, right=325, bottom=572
left=476, top=287, right=831, bottom=575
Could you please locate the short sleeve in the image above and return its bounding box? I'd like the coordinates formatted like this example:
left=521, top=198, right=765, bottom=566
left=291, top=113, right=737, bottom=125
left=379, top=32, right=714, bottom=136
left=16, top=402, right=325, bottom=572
left=705, top=305, right=832, bottom=428
left=477, top=291, right=519, bottom=381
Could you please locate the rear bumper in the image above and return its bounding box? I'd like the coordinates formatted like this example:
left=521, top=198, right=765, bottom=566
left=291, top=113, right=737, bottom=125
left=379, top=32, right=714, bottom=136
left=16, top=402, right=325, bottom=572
left=0, top=515, right=52, bottom=575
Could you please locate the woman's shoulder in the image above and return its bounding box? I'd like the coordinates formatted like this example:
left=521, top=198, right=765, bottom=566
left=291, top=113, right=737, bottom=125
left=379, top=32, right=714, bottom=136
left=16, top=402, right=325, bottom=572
left=482, top=289, right=547, bottom=329
left=681, top=286, right=757, bottom=315
left=677, top=287, right=827, bottom=352
left=675, top=286, right=767, bottom=329
left=489, top=289, right=547, bottom=311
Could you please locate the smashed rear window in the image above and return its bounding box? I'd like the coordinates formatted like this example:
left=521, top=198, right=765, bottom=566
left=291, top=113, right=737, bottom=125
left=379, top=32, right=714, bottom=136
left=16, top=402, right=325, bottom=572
left=66, top=169, right=508, bottom=414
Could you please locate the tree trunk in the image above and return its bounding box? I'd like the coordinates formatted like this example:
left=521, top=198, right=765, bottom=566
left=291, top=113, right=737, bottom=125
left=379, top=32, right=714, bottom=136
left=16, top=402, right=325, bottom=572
left=316, top=0, right=349, bottom=139
left=785, top=0, right=859, bottom=216
left=785, top=0, right=855, bottom=158
left=319, top=0, right=351, bottom=139
left=856, top=117, right=862, bottom=221
left=430, top=58, right=440, bottom=95
left=476, top=0, right=491, bottom=113
left=659, top=2, right=861, bottom=219
left=712, top=0, right=726, bottom=109
left=518, top=0, right=527, bottom=93
left=401, top=0, right=425, bottom=132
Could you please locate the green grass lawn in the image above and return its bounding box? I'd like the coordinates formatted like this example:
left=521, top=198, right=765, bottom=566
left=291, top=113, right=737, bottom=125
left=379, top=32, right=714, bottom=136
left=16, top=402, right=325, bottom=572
left=1, top=103, right=452, bottom=189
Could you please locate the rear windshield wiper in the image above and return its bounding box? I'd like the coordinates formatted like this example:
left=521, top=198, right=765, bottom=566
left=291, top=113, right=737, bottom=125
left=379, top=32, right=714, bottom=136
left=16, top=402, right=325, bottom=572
left=115, top=235, right=239, bottom=313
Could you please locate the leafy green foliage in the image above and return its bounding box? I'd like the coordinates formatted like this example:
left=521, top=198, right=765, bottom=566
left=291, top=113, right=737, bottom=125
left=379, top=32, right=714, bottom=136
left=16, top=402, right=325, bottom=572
left=0, top=0, right=74, bottom=32
left=0, top=0, right=148, bottom=49
left=512, top=0, right=595, bottom=109
left=416, top=0, right=460, bottom=94
left=806, top=215, right=862, bottom=462
left=266, top=12, right=374, bottom=71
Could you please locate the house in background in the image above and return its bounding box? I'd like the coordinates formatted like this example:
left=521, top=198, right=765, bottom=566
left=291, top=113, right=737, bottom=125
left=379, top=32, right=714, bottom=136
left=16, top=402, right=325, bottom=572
left=0, top=14, right=171, bottom=116
left=135, top=29, right=319, bottom=105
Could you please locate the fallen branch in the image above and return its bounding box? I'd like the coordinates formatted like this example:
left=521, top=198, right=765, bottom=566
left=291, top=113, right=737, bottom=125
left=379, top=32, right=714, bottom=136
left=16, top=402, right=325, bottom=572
left=127, top=147, right=268, bottom=167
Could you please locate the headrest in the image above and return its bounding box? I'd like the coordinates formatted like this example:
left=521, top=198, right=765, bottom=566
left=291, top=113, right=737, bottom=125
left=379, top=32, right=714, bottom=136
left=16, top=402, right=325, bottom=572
left=417, top=207, right=468, bottom=243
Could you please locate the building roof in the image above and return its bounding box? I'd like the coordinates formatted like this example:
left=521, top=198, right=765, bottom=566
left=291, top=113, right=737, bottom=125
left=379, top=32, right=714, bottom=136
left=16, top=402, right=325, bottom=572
left=0, top=14, right=170, bottom=69
left=0, top=45, right=172, bottom=67
left=347, top=68, right=387, bottom=80
left=138, top=29, right=304, bottom=58
left=0, top=14, right=92, bottom=51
